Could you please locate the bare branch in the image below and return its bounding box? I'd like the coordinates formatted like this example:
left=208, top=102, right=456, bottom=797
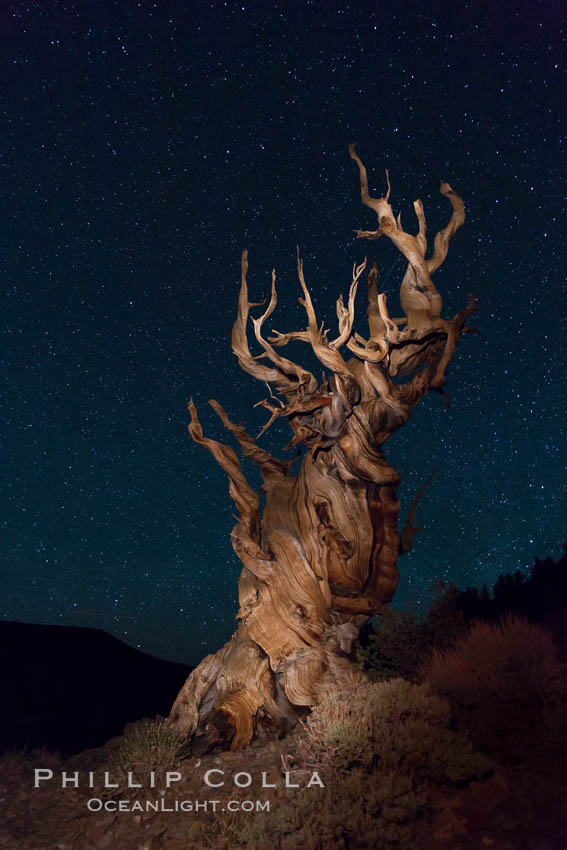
left=377, top=293, right=400, bottom=343
left=430, top=293, right=478, bottom=391
left=399, top=466, right=436, bottom=555
left=188, top=399, right=261, bottom=542
left=296, top=250, right=359, bottom=389
left=268, top=328, right=310, bottom=347
left=208, top=399, right=291, bottom=482
left=427, top=182, right=466, bottom=274
left=330, top=256, right=367, bottom=349
left=345, top=336, right=389, bottom=363
left=268, top=259, right=388, bottom=367
left=232, top=251, right=298, bottom=395
left=363, top=361, right=408, bottom=419
left=384, top=167, right=392, bottom=203
left=350, top=147, right=444, bottom=329
left=366, top=261, right=386, bottom=340
left=251, top=268, right=318, bottom=395
left=413, top=199, right=427, bottom=257
left=349, top=143, right=397, bottom=228
left=253, top=392, right=333, bottom=441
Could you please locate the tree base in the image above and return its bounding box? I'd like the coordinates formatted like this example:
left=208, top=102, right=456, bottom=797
left=168, top=619, right=367, bottom=751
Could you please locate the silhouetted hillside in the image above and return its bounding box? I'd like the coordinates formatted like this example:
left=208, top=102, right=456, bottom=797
left=0, top=622, right=193, bottom=756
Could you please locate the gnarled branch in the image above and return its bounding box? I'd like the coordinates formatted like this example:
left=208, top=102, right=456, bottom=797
left=349, top=143, right=466, bottom=332
left=399, top=466, right=436, bottom=555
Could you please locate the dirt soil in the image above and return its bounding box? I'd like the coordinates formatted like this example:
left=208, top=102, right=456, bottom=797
left=2, top=728, right=567, bottom=850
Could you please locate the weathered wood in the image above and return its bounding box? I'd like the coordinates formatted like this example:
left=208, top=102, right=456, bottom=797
left=168, top=146, right=477, bottom=751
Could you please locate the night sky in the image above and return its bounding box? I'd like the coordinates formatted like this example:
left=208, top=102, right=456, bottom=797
left=3, top=1, right=566, bottom=666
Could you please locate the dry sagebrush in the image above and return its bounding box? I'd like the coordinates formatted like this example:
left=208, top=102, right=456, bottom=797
left=421, top=613, right=567, bottom=754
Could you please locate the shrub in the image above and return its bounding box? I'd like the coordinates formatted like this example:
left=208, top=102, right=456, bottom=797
left=421, top=613, right=567, bottom=755
left=239, top=680, right=488, bottom=850
left=107, top=718, right=189, bottom=788
left=301, top=678, right=489, bottom=784
left=542, top=691, right=567, bottom=752
left=0, top=746, right=61, bottom=789
left=238, top=767, right=427, bottom=850
left=193, top=785, right=252, bottom=850
left=357, top=607, right=430, bottom=681
left=357, top=585, right=467, bottom=682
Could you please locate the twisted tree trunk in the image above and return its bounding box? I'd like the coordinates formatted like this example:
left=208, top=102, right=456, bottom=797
left=168, top=146, right=477, bottom=751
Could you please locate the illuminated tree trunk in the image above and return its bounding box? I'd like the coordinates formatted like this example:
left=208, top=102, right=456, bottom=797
left=168, top=146, right=477, bottom=750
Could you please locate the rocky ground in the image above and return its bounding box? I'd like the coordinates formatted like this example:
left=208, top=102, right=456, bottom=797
left=1, top=726, right=567, bottom=850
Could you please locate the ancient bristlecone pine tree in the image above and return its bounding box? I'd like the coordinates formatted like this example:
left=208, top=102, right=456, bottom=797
left=168, top=146, right=477, bottom=750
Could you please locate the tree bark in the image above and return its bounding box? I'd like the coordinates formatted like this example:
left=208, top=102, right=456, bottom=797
left=168, top=146, right=477, bottom=751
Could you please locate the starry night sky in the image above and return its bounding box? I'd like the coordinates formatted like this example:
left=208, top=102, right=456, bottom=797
left=3, top=0, right=566, bottom=665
